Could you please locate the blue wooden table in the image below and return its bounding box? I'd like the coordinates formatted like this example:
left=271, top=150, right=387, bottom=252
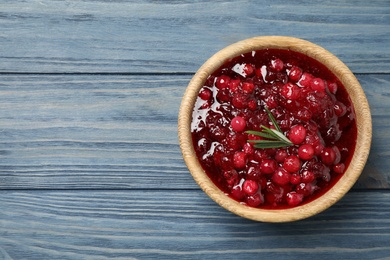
left=0, top=1, right=389, bottom=259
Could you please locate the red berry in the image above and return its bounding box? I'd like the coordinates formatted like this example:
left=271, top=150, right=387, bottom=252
left=223, top=169, right=239, bottom=188
left=231, top=116, right=246, bottom=132
left=295, top=108, right=312, bottom=122
left=290, top=173, right=301, bottom=185
left=246, top=193, right=264, bottom=207
left=272, top=168, right=291, bottom=186
left=243, top=142, right=254, bottom=155
left=229, top=79, right=241, bottom=92
left=242, top=82, right=255, bottom=94
left=247, top=166, right=262, bottom=181
left=275, top=149, right=288, bottom=163
left=286, top=192, right=303, bottom=207
left=199, top=88, right=212, bottom=100
left=233, top=151, right=247, bottom=169
left=232, top=93, right=248, bottom=108
left=215, top=75, right=230, bottom=89
left=254, top=149, right=268, bottom=162
left=247, top=99, right=257, bottom=110
left=243, top=63, right=255, bottom=77
left=310, top=78, right=326, bottom=92
left=231, top=184, right=245, bottom=200
left=288, top=124, right=307, bottom=145
left=298, top=144, right=315, bottom=160
left=313, top=140, right=325, bottom=156
left=288, top=66, right=302, bottom=82
left=260, top=159, right=277, bottom=174
left=191, top=48, right=357, bottom=209
left=242, top=180, right=259, bottom=196
left=270, top=58, right=284, bottom=72
left=328, top=82, right=338, bottom=94
left=265, top=94, right=278, bottom=109
left=283, top=155, right=301, bottom=173
left=333, top=163, right=346, bottom=174
left=216, top=88, right=230, bottom=103
left=281, top=82, right=301, bottom=100
left=265, top=183, right=284, bottom=206
left=321, top=147, right=336, bottom=165
left=299, top=72, right=313, bottom=87
left=301, top=170, right=315, bottom=183
left=296, top=182, right=314, bottom=197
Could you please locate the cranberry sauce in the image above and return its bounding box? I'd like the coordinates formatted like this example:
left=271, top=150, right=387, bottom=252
left=191, top=49, right=357, bottom=209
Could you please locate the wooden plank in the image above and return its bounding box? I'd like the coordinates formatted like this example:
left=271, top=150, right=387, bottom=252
left=0, top=190, right=390, bottom=259
left=0, top=0, right=388, bottom=73
left=0, top=74, right=388, bottom=190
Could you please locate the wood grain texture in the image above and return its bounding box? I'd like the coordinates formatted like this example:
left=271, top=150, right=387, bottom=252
left=0, top=0, right=388, bottom=73
left=0, top=0, right=389, bottom=258
left=0, top=74, right=388, bottom=190
left=0, top=190, right=390, bottom=259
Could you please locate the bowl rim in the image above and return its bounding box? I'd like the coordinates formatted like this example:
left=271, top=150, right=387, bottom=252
left=178, top=36, right=372, bottom=222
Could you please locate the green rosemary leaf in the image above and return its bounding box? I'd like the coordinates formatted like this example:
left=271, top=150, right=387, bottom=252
left=269, top=128, right=292, bottom=145
left=253, top=141, right=293, bottom=149
left=249, top=137, right=291, bottom=146
left=260, top=126, right=280, bottom=139
left=264, top=107, right=282, bottom=133
left=246, top=106, right=293, bottom=149
left=245, top=130, right=278, bottom=140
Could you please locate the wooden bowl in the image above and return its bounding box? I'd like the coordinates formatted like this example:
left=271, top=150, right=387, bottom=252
left=178, top=36, right=372, bottom=222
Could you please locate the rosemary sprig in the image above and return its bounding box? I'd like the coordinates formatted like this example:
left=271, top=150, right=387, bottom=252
left=246, top=107, right=292, bottom=149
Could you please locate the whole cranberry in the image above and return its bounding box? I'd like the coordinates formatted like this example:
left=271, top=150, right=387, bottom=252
left=247, top=166, right=262, bottom=181
left=321, top=147, right=336, bottom=165
left=270, top=58, right=284, bottom=72
left=232, top=93, right=248, bottom=108
left=288, top=124, right=307, bottom=145
left=246, top=193, right=264, bottom=207
left=290, top=173, right=301, bottom=185
left=260, top=159, right=277, bottom=174
left=295, top=182, right=314, bottom=197
left=233, top=151, right=247, bottom=169
left=231, top=116, right=246, bottom=132
left=243, top=142, right=255, bottom=155
left=275, top=149, right=288, bottom=163
left=328, top=82, right=338, bottom=94
left=286, top=192, right=303, bottom=207
left=283, top=155, right=301, bottom=173
left=301, top=170, right=315, bottom=183
left=242, top=82, right=255, bottom=94
left=242, top=180, right=259, bottom=196
left=310, top=78, right=326, bottom=92
left=199, top=87, right=212, bottom=100
left=248, top=99, right=257, bottom=110
left=243, top=63, right=255, bottom=77
left=223, top=169, right=239, bottom=188
left=215, top=75, right=230, bottom=89
left=288, top=66, right=302, bottom=82
left=281, top=82, right=301, bottom=100
left=229, top=79, right=241, bottom=92
left=299, top=72, right=313, bottom=87
left=333, top=163, right=346, bottom=174
left=298, top=144, right=315, bottom=160
left=231, top=184, right=245, bottom=200
left=272, top=168, right=291, bottom=186
left=295, top=108, right=312, bottom=122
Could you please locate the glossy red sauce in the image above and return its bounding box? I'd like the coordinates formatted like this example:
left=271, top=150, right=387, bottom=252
left=191, top=49, right=357, bottom=209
